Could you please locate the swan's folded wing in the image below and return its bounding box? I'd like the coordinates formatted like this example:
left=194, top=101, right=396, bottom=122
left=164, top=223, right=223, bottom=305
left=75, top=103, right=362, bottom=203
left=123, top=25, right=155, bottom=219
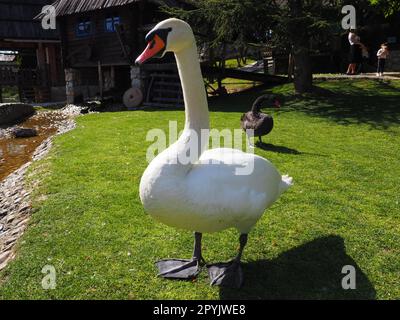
left=241, top=113, right=261, bottom=130
left=186, top=149, right=283, bottom=218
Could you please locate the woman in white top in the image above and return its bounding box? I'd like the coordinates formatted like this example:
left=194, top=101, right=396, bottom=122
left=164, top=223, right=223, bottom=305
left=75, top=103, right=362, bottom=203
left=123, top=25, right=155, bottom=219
left=346, top=29, right=362, bottom=75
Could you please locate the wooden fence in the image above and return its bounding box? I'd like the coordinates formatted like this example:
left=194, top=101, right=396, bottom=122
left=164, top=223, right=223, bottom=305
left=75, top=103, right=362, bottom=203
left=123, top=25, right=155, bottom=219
left=0, top=66, right=40, bottom=87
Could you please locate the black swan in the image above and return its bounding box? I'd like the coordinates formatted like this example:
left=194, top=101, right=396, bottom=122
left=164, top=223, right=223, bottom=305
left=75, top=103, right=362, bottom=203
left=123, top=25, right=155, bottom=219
left=240, top=94, right=281, bottom=145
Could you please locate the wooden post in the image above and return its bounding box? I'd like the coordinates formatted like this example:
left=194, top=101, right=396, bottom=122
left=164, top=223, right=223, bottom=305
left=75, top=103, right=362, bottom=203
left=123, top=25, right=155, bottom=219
left=110, top=66, right=115, bottom=88
left=288, top=51, right=295, bottom=80
left=0, top=85, right=2, bottom=103
left=36, top=42, right=47, bottom=85
left=36, top=42, right=50, bottom=102
left=217, top=43, right=227, bottom=93
left=138, top=0, right=144, bottom=49
left=47, top=44, right=58, bottom=87
left=18, top=86, right=23, bottom=103
left=36, top=43, right=46, bottom=67
left=98, top=61, right=103, bottom=99
left=59, top=16, right=69, bottom=69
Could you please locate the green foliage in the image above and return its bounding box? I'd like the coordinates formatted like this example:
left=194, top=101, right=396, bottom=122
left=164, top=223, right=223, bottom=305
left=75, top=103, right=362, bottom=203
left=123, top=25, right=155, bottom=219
left=15, top=55, right=22, bottom=68
left=1, top=79, right=400, bottom=299
left=164, top=0, right=344, bottom=53
left=271, top=0, right=344, bottom=53
left=369, top=0, right=400, bottom=17
left=163, top=0, right=347, bottom=93
left=162, top=0, right=275, bottom=48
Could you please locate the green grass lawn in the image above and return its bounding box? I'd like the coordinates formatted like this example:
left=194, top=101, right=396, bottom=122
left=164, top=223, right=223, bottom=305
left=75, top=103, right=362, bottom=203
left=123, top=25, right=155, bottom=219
left=206, top=58, right=259, bottom=93
left=224, top=58, right=256, bottom=69
left=207, top=78, right=260, bottom=94
left=1, top=79, right=399, bottom=299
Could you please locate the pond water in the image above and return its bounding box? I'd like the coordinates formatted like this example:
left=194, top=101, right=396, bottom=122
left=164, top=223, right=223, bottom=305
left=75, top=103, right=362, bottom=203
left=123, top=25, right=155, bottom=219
left=0, top=111, right=66, bottom=181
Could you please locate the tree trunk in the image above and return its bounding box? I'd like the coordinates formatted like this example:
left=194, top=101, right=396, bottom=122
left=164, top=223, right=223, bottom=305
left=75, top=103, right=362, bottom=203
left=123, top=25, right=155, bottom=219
left=293, top=45, right=313, bottom=93
left=289, top=0, right=313, bottom=94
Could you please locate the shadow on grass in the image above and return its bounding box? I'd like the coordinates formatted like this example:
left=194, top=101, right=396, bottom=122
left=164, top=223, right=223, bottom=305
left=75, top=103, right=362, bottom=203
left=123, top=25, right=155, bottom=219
left=255, top=143, right=328, bottom=157
left=140, top=79, right=400, bottom=130
left=255, top=143, right=302, bottom=155
left=284, top=95, right=400, bottom=130
left=209, top=80, right=400, bottom=130
left=219, top=236, right=376, bottom=300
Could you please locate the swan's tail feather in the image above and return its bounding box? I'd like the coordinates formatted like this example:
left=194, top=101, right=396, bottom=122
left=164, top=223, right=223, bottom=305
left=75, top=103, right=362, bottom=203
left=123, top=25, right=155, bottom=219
left=279, top=174, right=293, bottom=195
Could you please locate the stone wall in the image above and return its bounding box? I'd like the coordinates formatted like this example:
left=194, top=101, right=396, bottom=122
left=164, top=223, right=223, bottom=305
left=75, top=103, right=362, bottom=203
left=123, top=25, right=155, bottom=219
left=65, top=68, right=79, bottom=104
left=0, top=103, right=34, bottom=125
left=64, top=69, right=101, bottom=103
left=130, top=66, right=144, bottom=90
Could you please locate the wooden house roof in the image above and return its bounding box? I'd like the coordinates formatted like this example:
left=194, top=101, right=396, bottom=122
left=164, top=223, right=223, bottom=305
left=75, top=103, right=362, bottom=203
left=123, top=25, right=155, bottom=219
left=37, top=0, right=186, bottom=17
left=0, top=0, right=59, bottom=40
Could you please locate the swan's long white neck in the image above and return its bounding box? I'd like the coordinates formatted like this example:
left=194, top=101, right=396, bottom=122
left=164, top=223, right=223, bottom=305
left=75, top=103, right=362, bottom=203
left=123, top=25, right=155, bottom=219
left=146, top=37, right=209, bottom=178
left=154, top=40, right=209, bottom=173
left=175, top=42, right=209, bottom=154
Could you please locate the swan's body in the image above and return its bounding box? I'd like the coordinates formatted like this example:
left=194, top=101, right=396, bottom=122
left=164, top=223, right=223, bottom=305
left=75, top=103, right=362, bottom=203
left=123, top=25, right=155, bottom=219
left=240, top=94, right=281, bottom=145
left=136, top=19, right=292, bottom=287
left=241, top=111, right=274, bottom=138
left=141, top=146, right=290, bottom=234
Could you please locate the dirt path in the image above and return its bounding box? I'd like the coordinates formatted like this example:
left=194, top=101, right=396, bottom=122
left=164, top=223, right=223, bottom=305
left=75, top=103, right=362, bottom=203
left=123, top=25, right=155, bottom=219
left=313, top=72, right=400, bottom=80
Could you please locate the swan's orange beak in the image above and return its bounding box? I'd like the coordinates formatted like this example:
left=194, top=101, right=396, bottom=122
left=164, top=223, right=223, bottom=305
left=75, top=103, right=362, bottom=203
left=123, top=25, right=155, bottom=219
left=135, top=34, right=166, bottom=65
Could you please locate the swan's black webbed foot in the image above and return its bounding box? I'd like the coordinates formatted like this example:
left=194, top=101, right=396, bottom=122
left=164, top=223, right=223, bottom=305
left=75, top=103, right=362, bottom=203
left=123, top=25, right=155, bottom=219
left=156, top=258, right=203, bottom=280
left=156, top=232, right=204, bottom=280
left=206, top=233, right=248, bottom=288
left=207, top=260, right=243, bottom=288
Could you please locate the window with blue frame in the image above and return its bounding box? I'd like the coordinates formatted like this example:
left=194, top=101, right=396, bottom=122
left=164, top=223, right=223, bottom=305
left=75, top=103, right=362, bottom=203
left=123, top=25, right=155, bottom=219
left=76, top=18, right=92, bottom=37
left=105, top=16, right=121, bottom=32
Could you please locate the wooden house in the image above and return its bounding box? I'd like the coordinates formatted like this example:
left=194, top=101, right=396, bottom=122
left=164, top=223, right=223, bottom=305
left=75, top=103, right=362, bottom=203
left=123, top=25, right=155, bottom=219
left=0, top=0, right=65, bottom=103
left=41, top=0, right=190, bottom=106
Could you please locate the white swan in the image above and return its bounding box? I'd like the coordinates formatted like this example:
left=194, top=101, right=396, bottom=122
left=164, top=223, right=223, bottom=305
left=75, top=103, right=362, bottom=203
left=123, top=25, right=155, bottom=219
left=136, top=18, right=292, bottom=288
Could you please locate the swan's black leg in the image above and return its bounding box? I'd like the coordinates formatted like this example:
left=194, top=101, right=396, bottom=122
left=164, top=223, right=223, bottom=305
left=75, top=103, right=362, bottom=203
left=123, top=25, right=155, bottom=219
left=259, top=136, right=262, bottom=144
left=245, top=132, right=255, bottom=148
left=207, top=234, right=248, bottom=288
left=156, top=232, right=205, bottom=280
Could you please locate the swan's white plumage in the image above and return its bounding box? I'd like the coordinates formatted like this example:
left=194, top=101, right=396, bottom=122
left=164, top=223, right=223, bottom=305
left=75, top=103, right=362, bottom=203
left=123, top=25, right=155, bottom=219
left=140, top=146, right=291, bottom=233
left=139, top=18, right=292, bottom=235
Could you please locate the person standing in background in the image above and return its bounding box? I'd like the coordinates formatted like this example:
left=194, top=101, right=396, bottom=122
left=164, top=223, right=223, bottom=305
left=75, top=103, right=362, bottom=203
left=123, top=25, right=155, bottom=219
left=376, top=43, right=389, bottom=77
left=357, top=44, right=369, bottom=74
left=346, top=29, right=362, bottom=75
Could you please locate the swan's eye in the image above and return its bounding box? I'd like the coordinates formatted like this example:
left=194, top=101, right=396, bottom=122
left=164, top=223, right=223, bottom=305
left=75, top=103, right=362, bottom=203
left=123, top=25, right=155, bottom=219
left=149, top=39, right=156, bottom=49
